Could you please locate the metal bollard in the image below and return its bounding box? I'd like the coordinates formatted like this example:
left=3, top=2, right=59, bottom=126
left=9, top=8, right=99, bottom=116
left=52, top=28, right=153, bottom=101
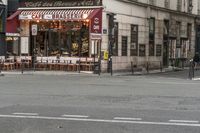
left=146, top=62, right=149, bottom=73
left=188, top=60, right=194, bottom=80
left=160, top=61, right=163, bottom=72
left=0, top=60, right=2, bottom=73
left=131, top=62, right=134, bottom=75
left=21, top=60, right=24, bottom=74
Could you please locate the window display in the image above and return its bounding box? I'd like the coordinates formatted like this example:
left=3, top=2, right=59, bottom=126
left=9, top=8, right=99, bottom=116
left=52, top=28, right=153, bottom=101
left=33, top=21, right=89, bottom=57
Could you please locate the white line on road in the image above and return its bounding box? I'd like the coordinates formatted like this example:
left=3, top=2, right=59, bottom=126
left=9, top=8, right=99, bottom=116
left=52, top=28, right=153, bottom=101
left=114, top=117, right=142, bottom=121
left=12, top=113, right=39, bottom=116
left=62, top=114, right=89, bottom=118
left=151, top=82, right=198, bottom=85
left=192, top=78, right=200, bottom=81
left=169, top=120, right=199, bottom=123
left=0, top=114, right=200, bottom=127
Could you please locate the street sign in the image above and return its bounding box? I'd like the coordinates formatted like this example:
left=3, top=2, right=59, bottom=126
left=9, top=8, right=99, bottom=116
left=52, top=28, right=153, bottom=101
left=103, top=50, right=108, bottom=60
left=31, top=24, right=38, bottom=36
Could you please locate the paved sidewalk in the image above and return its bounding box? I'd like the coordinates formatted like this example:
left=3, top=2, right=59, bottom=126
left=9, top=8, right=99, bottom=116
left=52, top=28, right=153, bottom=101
left=0, top=66, right=187, bottom=77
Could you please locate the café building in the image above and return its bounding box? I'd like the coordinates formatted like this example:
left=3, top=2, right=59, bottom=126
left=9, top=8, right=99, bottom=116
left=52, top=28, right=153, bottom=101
left=17, top=0, right=102, bottom=58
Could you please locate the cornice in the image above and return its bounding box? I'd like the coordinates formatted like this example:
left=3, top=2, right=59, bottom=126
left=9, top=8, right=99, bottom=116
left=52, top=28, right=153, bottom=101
left=116, top=0, right=197, bottom=18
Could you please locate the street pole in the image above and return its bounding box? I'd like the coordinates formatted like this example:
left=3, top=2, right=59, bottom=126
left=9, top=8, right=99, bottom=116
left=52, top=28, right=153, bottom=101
left=33, top=36, right=36, bottom=71
left=107, top=13, right=116, bottom=76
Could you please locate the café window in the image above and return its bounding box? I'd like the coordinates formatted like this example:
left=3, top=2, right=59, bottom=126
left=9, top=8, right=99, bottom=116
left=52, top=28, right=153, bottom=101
left=121, top=36, right=127, bottom=56
left=130, top=24, right=138, bottom=56
left=32, top=20, right=89, bottom=57
left=6, top=36, right=20, bottom=56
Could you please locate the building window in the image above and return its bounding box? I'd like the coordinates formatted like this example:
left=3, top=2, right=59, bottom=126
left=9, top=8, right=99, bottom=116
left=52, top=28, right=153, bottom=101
left=149, top=18, right=155, bottom=56
left=130, top=24, right=138, bottom=56
left=149, top=0, right=156, bottom=5
left=176, top=21, right=181, bottom=48
left=164, top=0, right=170, bottom=9
left=187, top=23, right=192, bottom=51
left=188, top=0, right=193, bottom=13
left=139, top=44, right=146, bottom=56
left=156, top=44, right=162, bottom=56
left=163, top=20, right=169, bottom=36
left=177, top=0, right=182, bottom=11
left=112, top=22, right=118, bottom=56
left=121, top=36, right=127, bottom=56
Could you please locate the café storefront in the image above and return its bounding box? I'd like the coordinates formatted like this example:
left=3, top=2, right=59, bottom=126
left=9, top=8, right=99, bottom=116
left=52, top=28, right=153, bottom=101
left=18, top=0, right=102, bottom=59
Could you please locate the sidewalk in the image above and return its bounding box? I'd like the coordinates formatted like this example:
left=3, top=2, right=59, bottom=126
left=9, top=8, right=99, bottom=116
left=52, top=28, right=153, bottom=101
left=112, top=66, right=187, bottom=76
left=0, top=66, right=187, bottom=76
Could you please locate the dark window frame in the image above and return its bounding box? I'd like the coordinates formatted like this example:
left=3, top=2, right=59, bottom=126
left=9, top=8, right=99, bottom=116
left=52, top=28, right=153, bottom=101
left=149, top=17, right=155, bottom=56
left=121, top=36, right=128, bottom=56
left=112, top=22, right=118, bottom=56
left=130, top=24, right=138, bottom=56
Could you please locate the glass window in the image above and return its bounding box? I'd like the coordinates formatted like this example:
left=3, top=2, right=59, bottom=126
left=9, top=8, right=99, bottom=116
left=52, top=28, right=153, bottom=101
left=6, top=36, right=20, bottom=56
left=121, top=36, right=127, bottom=56
left=112, top=22, right=118, bottom=56
left=130, top=24, right=138, bottom=56
left=32, top=21, right=89, bottom=57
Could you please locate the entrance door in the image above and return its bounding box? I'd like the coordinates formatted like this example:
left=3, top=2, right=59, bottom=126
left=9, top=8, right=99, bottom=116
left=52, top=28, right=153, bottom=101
left=163, top=40, right=168, bottom=67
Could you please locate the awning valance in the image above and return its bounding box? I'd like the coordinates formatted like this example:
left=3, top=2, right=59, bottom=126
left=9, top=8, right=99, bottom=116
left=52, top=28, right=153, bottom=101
left=19, top=9, right=98, bottom=20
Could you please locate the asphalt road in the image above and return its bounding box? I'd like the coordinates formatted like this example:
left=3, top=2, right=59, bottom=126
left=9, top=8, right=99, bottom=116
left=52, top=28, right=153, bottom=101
left=0, top=71, right=200, bottom=133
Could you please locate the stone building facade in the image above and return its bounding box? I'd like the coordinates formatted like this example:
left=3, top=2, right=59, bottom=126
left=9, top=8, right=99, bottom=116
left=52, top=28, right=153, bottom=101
left=101, top=0, right=198, bottom=72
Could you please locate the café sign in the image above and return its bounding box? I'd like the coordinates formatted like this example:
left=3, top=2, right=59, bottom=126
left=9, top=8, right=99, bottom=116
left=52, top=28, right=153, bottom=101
left=91, top=9, right=102, bottom=34
left=19, top=0, right=102, bottom=7
left=19, top=13, right=85, bottom=20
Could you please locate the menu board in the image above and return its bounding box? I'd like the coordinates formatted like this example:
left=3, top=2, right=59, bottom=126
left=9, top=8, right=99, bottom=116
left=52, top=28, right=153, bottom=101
left=21, top=37, right=29, bottom=54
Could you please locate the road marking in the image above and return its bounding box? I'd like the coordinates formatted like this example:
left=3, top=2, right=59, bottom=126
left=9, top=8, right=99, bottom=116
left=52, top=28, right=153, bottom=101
left=152, top=82, right=197, bottom=85
left=0, top=114, right=200, bottom=127
left=12, top=113, right=38, bottom=116
left=62, top=114, right=89, bottom=118
left=114, top=117, right=142, bottom=121
left=192, top=78, right=200, bottom=81
left=169, top=120, right=199, bottom=123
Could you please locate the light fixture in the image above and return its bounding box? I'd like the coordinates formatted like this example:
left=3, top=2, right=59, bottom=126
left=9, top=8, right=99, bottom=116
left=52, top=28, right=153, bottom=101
left=86, top=19, right=89, bottom=23
left=82, top=13, right=88, bottom=19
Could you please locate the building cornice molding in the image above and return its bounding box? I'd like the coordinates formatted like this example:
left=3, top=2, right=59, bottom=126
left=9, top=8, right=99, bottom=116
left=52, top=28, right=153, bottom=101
left=116, top=0, right=196, bottom=18
left=18, top=6, right=103, bottom=10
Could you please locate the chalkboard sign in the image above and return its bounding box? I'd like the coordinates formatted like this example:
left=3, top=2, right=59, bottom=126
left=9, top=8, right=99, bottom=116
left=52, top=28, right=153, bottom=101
left=156, top=44, right=162, bottom=56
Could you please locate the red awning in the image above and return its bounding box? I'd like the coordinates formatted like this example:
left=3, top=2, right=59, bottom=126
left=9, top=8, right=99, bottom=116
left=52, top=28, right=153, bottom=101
left=19, top=9, right=99, bottom=20
left=6, top=11, right=20, bottom=33
left=7, top=11, right=21, bottom=20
